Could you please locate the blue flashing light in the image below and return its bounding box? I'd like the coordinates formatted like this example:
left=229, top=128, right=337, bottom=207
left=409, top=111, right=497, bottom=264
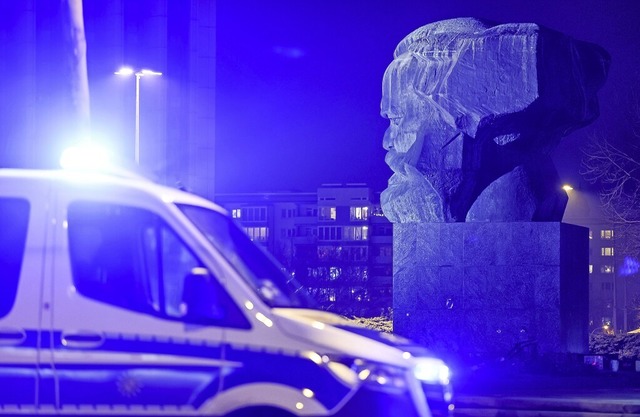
left=413, top=357, right=450, bottom=385
left=60, top=143, right=111, bottom=171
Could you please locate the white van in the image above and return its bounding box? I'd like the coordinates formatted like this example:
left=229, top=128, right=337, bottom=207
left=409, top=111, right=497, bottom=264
left=0, top=168, right=453, bottom=417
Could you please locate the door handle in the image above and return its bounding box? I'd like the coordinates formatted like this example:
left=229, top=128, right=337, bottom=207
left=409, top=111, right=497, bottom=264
left=0, top=328, right=26, bottom=346
left=61, top=331, right=105, bottom=349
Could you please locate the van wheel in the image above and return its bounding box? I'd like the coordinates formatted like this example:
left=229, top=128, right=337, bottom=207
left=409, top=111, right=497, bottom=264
left=225, top=407, right=297, bottom=417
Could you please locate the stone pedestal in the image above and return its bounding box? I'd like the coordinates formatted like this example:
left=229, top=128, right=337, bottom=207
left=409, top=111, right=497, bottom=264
left=393, top=222, right=589, bottom=361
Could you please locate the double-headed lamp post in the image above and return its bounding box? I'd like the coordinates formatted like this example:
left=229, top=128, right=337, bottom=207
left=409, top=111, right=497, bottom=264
left=115, top=67, right=162, bottom=164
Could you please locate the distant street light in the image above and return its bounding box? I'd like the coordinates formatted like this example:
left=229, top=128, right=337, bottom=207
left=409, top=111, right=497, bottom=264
left=115, top=67, right=162, bottom=164
left=562, top=184, right=574, bottom=192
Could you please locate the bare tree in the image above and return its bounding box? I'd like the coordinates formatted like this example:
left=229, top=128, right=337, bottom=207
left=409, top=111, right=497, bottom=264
left=582, top=90, right=640, bottom=331
left=581, top=94, right=640, bottom=259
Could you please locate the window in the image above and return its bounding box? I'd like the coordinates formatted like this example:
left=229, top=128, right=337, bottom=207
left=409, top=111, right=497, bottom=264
left=601, top=265, right=614, bottom=274
left=373, top=225, right=393, bottom=236
left=376, top=245, right=392, bottom=258
left=242, top=207, right=267, bottom=222
left=371, top=206, right=385, bottom=217
left=344, top=226, right=368, bottom=241
left=344, top=246, right=368, bottom=261
left=589, top=264, right=593, bottom=274
left=67, top=201, right=248, bottom=328
left=600, top=230, right=614, bottom=239
left=300, top=227, right=314, bottom=237
left=0, top=198, right=29, bottom=319
left=244, top=226, right=269, bottom=241
left=317, top=245, right=338, bottom=260
left=601, top=247, right=614, bottom=257
left=319, top=206, right=336, bottom=221
left=231, top=209, right=241, bottom=219
left=319, top=226, right=342, bottom=241
left=280, top=208, right=296, bottom=218
left=350, top=206, right=369, bottom=221
left=329, top=267, right=341, bottom=279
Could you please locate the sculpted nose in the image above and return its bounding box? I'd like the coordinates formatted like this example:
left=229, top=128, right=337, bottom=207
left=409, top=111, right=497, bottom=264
left=383, top=126, right=396, bottom=150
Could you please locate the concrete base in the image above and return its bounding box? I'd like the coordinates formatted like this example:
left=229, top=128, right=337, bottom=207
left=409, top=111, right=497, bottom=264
left=393, top=222, right=589, bottom=361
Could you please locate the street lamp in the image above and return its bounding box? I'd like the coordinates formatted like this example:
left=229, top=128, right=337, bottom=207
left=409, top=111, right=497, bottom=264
left=115, top=67, right=162, bottom=164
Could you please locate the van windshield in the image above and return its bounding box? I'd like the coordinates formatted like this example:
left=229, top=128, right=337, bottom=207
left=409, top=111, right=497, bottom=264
left=177, top=204, right=316, bottom=309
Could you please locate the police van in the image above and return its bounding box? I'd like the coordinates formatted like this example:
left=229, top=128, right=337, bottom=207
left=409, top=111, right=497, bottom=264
left=0, top=164, right=453, bottom=417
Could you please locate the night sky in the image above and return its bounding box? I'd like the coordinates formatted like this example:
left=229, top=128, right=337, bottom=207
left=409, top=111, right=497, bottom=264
left=215, top=0, right=640, bottom=194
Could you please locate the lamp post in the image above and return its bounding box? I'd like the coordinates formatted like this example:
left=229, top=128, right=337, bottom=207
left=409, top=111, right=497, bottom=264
left=115, top=67, right=162, bottom=164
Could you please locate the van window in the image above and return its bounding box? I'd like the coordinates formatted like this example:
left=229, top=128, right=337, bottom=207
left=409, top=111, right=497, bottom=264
left=178, top=204, right=316, bottom=309
left=0, top=198, right=29, bottom=318
left=67, top=202, right=249, bottom=328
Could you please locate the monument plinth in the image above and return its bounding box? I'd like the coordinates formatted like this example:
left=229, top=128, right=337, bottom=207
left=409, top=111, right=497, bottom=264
left=393, top=222, right=588, bottom=359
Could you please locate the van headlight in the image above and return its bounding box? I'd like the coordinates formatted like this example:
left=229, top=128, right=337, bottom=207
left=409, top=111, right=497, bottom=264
left=413, top=357, right=450, bottom=385
left=324, top=356, right=408, bottom=391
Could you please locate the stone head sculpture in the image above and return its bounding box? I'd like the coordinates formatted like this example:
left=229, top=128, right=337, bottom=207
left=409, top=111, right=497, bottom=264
left=381, top=18, right=609, bottom=222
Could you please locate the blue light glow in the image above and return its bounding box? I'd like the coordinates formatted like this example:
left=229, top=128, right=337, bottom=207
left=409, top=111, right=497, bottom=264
left=619, top=256, right=640, bottom=276
left=413, top=358, right=450, bottom=385
left=60, top=143, right=111, bottom=170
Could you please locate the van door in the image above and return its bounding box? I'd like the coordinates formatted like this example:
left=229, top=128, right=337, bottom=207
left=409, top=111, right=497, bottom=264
left=49, top=194, right=240, bottom=413
left=0, top=180, right=52, bottom=410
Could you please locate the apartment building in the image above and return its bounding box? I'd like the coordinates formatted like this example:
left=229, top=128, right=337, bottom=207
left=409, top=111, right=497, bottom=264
left=215, top=184, right=393, bottom=317
left=563, top=187, right=638, bottom=333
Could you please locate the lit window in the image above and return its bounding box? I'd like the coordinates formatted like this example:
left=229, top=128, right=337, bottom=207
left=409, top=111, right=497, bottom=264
left=231, top=209, right=241, bottom=219
left=350, top=206, right=369, bottom=220
left=343, top=226, right=369, bottom=241
left=371, top=206, right=385, bottom=217
left=601, top=247, right=614, bottom=257
left=329, top=267, right=341, bottom=279
left=601, top=265, right=614, bottom=274
left=319, top=207, right=336, bottom=221
left=589, top=264, right=593, bottom=274
left=600, top=230, right=614, bottom=239
left=589, top=230, right=593, bottom=240
left=244, top=226, right=269, bottom=242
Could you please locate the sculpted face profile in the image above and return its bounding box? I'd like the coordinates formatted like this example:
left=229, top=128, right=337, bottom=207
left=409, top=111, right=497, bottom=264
left=380, top=18, right=609, bottom=223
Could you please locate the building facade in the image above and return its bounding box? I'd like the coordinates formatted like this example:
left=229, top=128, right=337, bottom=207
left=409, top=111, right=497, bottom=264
left=563, top=188, right=639, bottom=334
left=215, top=184, right=393, bottom=317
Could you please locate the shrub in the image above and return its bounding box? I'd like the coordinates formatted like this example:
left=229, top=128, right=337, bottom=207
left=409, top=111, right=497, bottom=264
left=349, top=316, right=393, bottom=333
left=589, top=333, right=640, bottom=361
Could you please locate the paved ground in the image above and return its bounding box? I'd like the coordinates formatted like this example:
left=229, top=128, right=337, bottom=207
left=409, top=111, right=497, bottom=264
left=451, top=364, right=640, bottom=416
